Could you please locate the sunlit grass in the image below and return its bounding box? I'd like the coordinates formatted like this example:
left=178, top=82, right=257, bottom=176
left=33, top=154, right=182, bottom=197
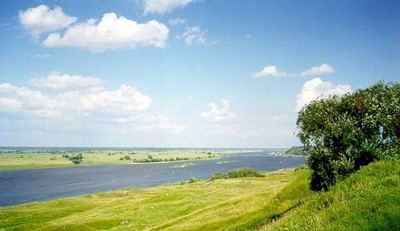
left=0, top=149, right=259, bottom=171
left=0, top=168, right=311, bottom=230
left=262, top=159, right=400, bottom=231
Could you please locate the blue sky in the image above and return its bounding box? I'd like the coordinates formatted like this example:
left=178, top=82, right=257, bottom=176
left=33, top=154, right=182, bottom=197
left=0, top=0, right=399, bottom=148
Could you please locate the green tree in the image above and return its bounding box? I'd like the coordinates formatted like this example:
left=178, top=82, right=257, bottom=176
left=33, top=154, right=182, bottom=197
left=297, top=81, right=399, bottom=191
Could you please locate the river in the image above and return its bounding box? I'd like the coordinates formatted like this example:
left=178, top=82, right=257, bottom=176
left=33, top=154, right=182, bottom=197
left=0, top=152, right=306, bottom=207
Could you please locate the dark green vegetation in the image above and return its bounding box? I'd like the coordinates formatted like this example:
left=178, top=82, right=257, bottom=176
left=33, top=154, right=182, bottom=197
left=284, top=146, right=307, bottom=156
left=297, top=81, right=400, bottom=191
left=62, top=153, right=83, bottom=164
left=210, top=168, right=264, bottom=180
left=264, top=159, right=400, bottom=230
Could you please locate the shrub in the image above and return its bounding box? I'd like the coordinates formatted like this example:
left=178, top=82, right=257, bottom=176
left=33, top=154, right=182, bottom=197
left=210, top=168, right=264, bottom=181
left=297, top=81, right=400, bottom=191
left=124, top=155, right=131, bottom=160
left=210, top=172, right=226, bottom=180
left=69, top=153, right=83, bottom=165
left=227, top=168, right=264, bottom=178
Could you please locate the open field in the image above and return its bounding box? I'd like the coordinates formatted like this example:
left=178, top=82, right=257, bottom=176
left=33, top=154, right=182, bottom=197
left=0, top=168, right=312, bottom=230
left=0, top=148, right=262, bottom=171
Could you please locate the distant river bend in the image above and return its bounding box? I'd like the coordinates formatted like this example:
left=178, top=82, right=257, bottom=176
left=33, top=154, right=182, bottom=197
left=0, top=152, right=306, bottom=207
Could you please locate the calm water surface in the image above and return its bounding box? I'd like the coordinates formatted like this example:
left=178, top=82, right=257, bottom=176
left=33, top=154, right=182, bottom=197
left=0, top=152, right=306, bottom=207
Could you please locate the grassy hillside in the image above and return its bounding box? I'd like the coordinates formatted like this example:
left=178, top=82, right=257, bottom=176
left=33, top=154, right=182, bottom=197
left=0, top=168, right=312, bottom=231
left=262, top=159, right=400, bottom=231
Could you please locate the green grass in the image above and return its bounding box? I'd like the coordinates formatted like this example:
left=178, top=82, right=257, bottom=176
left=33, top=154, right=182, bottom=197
left=262, top=159, right=400, bottom=231
left=2, top=160, right=397, bottom=230
left=0, top=149, right=260, bottom=171
left=0, top=168, right=311, bottom=231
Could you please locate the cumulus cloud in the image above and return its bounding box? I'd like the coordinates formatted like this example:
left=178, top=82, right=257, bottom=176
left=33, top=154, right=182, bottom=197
left=300, top=63, right=334, bottom=76
left=253, top=63, right=335, bottom=78
left=19, top=5, right=77, bottom=38
left=0, top=81, right=151, bottom=118
left=202, top=99, right=237, bottom=123
left=144, top=0, right=199, bottom=15
left=0, top=74, right=188, bottom=135
left=29, top=72, right=103, bottom=91
left=296, top=77, right=352, bottom=111
left=254, top=65, right=288, bottom=78
left=42, top=12, right=169, bottom=52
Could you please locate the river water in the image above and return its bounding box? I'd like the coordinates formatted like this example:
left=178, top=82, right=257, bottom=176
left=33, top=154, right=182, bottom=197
left=0, top=152, right=306, bottom=207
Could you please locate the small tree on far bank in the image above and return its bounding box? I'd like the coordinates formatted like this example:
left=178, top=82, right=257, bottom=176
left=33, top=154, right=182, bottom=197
left=297, top=81, right=399, bottom=191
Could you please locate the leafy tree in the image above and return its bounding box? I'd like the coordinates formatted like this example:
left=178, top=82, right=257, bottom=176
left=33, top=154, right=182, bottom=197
left=297, top=81, right=399, bottom=191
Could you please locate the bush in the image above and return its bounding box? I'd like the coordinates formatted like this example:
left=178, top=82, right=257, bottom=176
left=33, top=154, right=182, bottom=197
left=124, top=155, right=131, bottom=160
left=227, top=168, right=264, bottom=178
left=68, top=153, right=83, bottom=165
left=210, top=168, right=264, bottom=181
left=297, top=81, right=400, bottom=191
left=210, top=172, right=226, bottom=180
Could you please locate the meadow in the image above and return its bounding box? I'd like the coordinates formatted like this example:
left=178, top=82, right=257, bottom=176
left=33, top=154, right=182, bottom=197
left=0, top=148, right=264, bottom=171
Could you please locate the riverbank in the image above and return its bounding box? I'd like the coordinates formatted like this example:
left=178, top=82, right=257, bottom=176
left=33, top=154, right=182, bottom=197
left=1, top=159, right=398, bottom=230
left=0, top=167, right=312, bottom=230
left=0, top=153, right=306, bottom=206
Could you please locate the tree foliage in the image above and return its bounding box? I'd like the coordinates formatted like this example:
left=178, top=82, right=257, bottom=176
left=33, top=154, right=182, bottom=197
left=297, top=81, right=400, bottom=191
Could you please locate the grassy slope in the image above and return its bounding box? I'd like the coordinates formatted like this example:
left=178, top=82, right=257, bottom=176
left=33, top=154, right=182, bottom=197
left=0, top=168, right=311, bottom=231
left=262, top=159, right=400, bottom=231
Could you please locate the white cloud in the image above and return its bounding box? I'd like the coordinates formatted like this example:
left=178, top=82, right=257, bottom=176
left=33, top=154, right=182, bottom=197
left=181, top=26, right=207, bottom=45
left=19, top=5, right=77, bottom=38
left=300, top=63, right=334, bottom=76
left=0, top=81, right=151, bottom=118
left=0, top=75, right=188, bottom=135
left=202, top=99, right=237, bottom=123
left=42, top=13, right=169, bottom=52
left=29, top=72, right=103, bottom=91
left=168, top=18, right=186, bottom=26
left=144, top=0, right=198, bottom=15
left=254, top=65, right=288, bottom=78
left=296, top=77, right=352, bottom=111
